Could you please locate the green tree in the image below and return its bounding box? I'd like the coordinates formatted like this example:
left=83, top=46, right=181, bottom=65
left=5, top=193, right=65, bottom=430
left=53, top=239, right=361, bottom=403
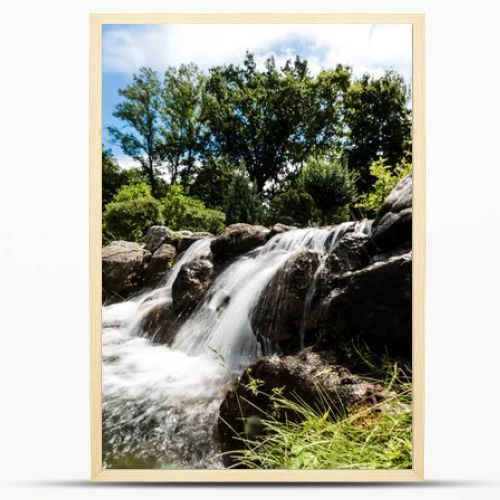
left=108, top=67, right=163, bottom=196
left=225, top=163, right=261, bottom=225
left=103, top=183, right=163, bottom=242
left=160, top=64, right=208, bottom=184
left=345, top=71, right=412, bottom=190
left=301, top=157, right=358, bottom=223
left=189, top=157, right=235, bottom=210
left=204, top=54, right=314, bottom=193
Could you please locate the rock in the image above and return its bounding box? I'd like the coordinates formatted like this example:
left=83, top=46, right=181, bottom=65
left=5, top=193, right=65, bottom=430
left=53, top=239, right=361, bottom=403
left=371, top=175, right=412, bottom=251
left=218, top=349, right=391, bottom=464
left=140, top=300, right=178, bottom=344
left=143, top=243, right=177, bottom=288
left=172, top=259, right=214, bottom=312
left=267, top=223, right=297, bottom=241
left=251, top=251, right=322, bottom=348
left=323, top=251, right=412, bottom=356
left=143, top=226, right=174, bottom=254
left=178, top=232, right=213, bottom=253
left=102, top=241, right=150, bottom=301
left=210, top=224, right=269, bottom=263
left=325, top=229, right=373, bottom=276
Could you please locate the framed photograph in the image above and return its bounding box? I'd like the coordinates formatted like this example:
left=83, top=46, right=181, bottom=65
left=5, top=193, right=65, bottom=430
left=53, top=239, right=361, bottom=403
left=90, top=13, right=425, bottom=482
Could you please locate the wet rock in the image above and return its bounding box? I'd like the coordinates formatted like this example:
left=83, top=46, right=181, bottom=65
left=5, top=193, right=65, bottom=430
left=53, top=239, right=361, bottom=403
left=322, top=251, right=412, bottom=356
left=210, top=224, right=269, bottom=263
left=143, top=226, right=174, bottom=254
left=218, top=349, right=391, bottom=465
left=140, top=300, right=176, bottom=344
left=172, top=259, right=215, bottom=312
left=102, top=241, right=150, bottom=302
left=251, top=251, right=322, bottom=348
left=143, top=243, right=177, bottom=288
left=371, top=175, right=412, bottom=251
left=325, top=230, right=372, bottom=275
left=267, top=223, right=297, bottom=241
left=178, top=232, right=213, bottom=253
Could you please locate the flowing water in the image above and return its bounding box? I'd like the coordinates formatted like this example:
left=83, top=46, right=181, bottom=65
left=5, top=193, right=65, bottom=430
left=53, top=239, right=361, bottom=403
left=102, top=223, right=370, bottom=469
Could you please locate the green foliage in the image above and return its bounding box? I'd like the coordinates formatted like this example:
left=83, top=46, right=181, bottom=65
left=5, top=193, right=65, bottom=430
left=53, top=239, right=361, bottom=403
left=355, top=158, right=412, bottom=217
left=161, top=184, right=226, bottom=234
left=300, top=157, right=358, bottom=224
left=270, top=188, right=321, bottom=227
left=345, top=71, right=412, bottom=190
left=189, top=157, right=235, bottom=210
left=103, top=183, right=163, bottom=242
left=225, top=163, right=261, bottom=225
left=106, top=55, right=412, bottom=225
left=102, top=148, right=130, bottom=209
left=227, top=364, right=412, bottom=470
left=108, top=67, right=163, bottom=196
left=161, top=64, right=209, bottom=184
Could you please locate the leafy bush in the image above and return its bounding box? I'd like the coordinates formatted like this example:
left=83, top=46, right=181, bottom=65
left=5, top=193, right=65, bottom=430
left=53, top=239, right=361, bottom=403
left=355, top=158, right=412, bottom=216
left=161, top=184, right=226, bottom=233
left=103, top=183, right=163, bottom=242
left=301, top=157, right=358, bottom=224
left=270, top=188, right=321, bottom=227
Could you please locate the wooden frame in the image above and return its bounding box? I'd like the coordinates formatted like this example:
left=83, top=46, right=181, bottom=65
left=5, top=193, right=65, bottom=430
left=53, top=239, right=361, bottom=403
left=90, top=13, right=425, bottom=482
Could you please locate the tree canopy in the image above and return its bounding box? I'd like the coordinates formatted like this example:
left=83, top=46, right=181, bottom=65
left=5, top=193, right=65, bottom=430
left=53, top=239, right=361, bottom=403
left=104, top=52, right=412, bottom=239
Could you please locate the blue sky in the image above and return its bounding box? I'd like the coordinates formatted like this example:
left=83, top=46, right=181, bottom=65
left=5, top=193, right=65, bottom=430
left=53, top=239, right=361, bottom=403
left=103, top=23, right=412, bottom=167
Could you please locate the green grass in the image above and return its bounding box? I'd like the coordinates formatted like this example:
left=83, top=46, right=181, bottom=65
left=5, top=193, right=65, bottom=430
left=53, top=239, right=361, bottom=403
left=225, top=360, right=412, bottom=470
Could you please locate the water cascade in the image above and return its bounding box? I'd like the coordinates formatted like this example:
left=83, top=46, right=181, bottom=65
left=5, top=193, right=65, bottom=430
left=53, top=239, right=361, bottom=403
left=102, top=223, right=370, bottom=468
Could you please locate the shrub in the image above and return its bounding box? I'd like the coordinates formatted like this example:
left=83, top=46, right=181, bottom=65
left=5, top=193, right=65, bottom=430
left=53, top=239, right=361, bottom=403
left=103, top=183, right=163, bottom=242
left=301, top=157, right=358, bottom=224
left=355, top=158, right=412, bottom=217
left=161, top=184, right=226, bottom=233
left=270, top=188, right=321, bottom=227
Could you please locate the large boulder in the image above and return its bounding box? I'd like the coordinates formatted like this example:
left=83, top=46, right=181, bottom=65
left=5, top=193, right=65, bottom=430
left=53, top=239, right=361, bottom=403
left=267, top=223, right=297, bottom=241
left=210, top=224, right=270, bottom=263
left=178, top=232, right=213, bottom=253
left=102, top=241, right=150, bottom=302
left=143, top=225, right=174, bottom=254
left=218, top=349, right=391, bottom=464
left=251, top=250, right=322, bottom=348
left=172, top=259, right=215, bottom=313
left=371, top=175, right=412, bottom=252
left=322, top=251, right=412, bottom=356
left=143, top=243, right=177, bottom=288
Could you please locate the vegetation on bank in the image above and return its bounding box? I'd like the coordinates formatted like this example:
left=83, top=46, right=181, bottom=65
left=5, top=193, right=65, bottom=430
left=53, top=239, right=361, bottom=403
left=225, top=357, right=412, bottom=470
left=103, top=52, right=412, bottom=242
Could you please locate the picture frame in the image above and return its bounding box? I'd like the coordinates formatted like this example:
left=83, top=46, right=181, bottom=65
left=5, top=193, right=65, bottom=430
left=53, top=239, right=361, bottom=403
left=90, top=12, right=425, bottom=482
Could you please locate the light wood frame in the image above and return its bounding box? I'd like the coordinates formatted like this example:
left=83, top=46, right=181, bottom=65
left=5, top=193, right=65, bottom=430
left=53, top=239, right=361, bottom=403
left=90, top=13, right=425, bottom=482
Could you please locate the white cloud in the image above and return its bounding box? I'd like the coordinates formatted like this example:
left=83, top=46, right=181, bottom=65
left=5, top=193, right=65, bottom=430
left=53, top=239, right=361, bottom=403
left=103, top=23, right=412, bottom=82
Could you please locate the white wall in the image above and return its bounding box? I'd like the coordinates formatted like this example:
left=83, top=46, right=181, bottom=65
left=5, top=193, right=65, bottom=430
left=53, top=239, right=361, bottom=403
left=1, top=1, right=499, bottom=498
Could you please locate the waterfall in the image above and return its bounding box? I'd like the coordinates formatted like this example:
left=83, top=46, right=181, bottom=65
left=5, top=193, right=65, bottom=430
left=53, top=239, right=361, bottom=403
left=101, top=222, right=369, bottom=469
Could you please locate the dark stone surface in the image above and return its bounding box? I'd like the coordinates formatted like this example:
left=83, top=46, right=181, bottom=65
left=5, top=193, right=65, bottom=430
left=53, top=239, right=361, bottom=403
left=251, top=250, right=322, bottom=347
left=143, top=225, right=174, bottom=254
left=143, top=243, right=177, bottom=288
left=210, top=224, right=269, bottom=263
left=172, top=259, right=215, bottom=313
left=218, top=349, right=391, bottom=466
left=371, top=175, right=412, bottom=252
